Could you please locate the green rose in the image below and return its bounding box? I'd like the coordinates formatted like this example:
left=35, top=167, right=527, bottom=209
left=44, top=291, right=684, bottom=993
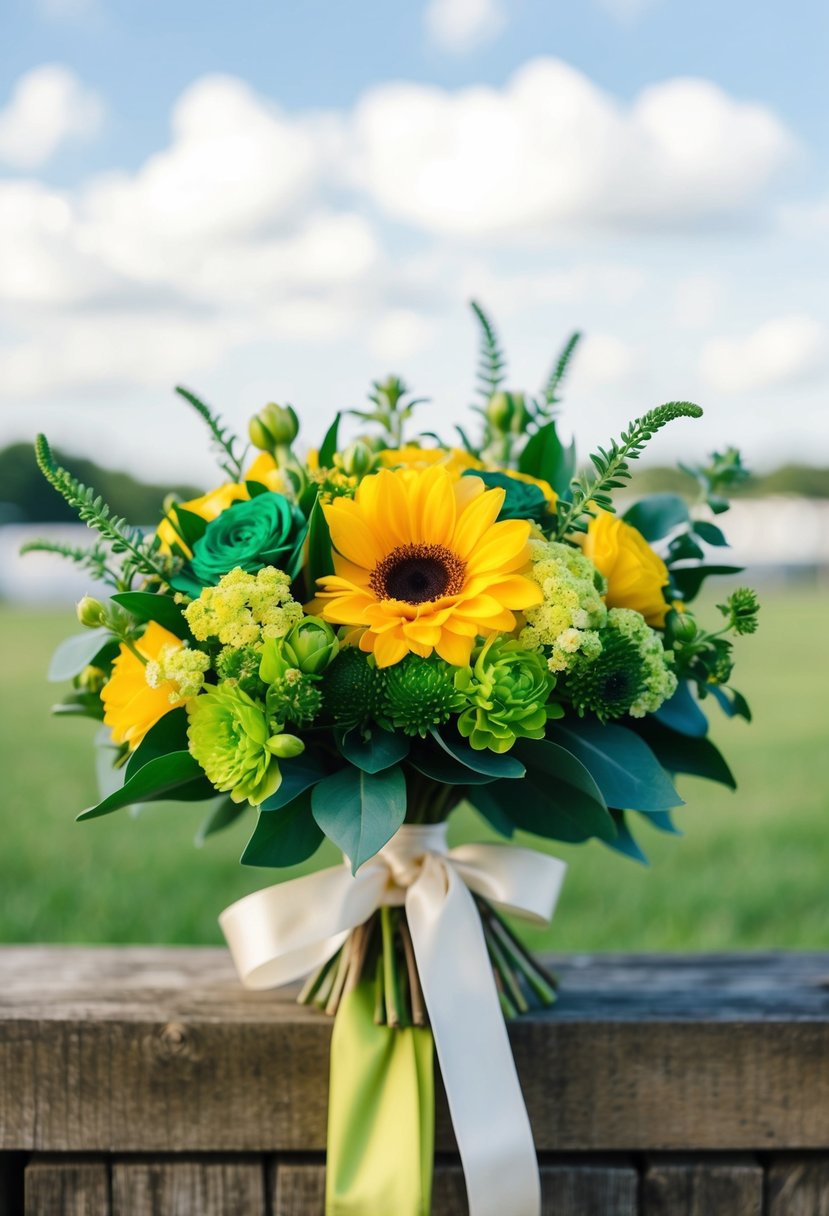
left=454, top=637, right=557, bottom=753
left=178, top=493, right=306, bottom=594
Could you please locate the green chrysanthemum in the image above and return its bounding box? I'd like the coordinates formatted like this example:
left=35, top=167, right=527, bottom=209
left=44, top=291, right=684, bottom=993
left=383, top=655, right=466, bottom=737
left=187, top=683, right=303, bottom=806
left=563, top=607, right=677, bottom=721
left=321, top=647, right=387, bottom=728
left=266, top=669, right=323, bottom=729
left=454, top=637, right=557, bottom=753
left=215, top=644, right=266, bottom=697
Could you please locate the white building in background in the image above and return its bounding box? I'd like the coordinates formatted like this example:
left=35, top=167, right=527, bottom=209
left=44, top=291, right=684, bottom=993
left=1, top=498, right=828, bottom=604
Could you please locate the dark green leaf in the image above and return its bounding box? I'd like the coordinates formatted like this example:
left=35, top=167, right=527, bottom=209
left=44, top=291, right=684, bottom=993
left=51, top=689, right=105, bottom=720
left=196, top=798, right=246, bottom=845
left=261, top=747, right=331, bottom=810
left=707, top=685, right=752, bottom=722
left=479, top=739, right=615, bottom=843
left=552, top=718, right=683, bottom=812
left=667, top=534, right=705, bottom=563
left=518, top=420, right=576, bottom=496
left=430, top=728, right=525, bottom=778
left=634, top=719, right=737, bottom=789
left=48, top=628, right=113, bottom=682
left=125, top=709, right=190, bottom=781
left=408, top=740, right=499, bottom=786
left=623, top=494, right=689, bottom=541
left=653, top=680, right=709, bottom=738
left=336, top=727, right=410, bottom=773
left=311, top=764, right=406, bottom=872
left=111, top=591, right=192, bottom=639
left=241, top=791, right=324, bottom=867
left=671, top=564, right=743, bottom=602
left=165, top=505, right=208, bottom=550
left=305, top=495, right=334, bottom=594
left=318, top=413, right=341, bottom=467
left=639, top=808, right=682, bottom=835
left=693, top=520, right=729, bottom=546
left=78, top=751, right=213, bottom=820
left=603, top=809, right=648, bottom=864
left=466, top=785, right=516, bottom=836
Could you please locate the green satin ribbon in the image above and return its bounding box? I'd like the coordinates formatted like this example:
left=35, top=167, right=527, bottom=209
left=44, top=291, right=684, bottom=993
left=325, top=981, right=435, bottom=1216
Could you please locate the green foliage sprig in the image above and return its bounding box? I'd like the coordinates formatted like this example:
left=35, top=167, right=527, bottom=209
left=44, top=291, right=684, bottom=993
left=33, top=434, right=173, bottom=587
left=350, top=376, right=427, bottom=449
left=18, top=537, right=123, bottom=589
left=175, top=386, right=247, bottom=481
left=540, top=331, right=581, bottom=411
left=470, top=300, right=507, bottom=402
left=554, top=402, right=704, bottom=540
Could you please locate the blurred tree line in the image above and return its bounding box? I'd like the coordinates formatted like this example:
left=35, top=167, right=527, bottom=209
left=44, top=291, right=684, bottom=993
left=0, top=444, right=200, bottom=525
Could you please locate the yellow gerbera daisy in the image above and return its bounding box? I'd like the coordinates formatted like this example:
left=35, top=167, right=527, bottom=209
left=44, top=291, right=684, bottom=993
left=101, top=621, right=185, bottom=750
left=314, top=465, right=543, bottom=668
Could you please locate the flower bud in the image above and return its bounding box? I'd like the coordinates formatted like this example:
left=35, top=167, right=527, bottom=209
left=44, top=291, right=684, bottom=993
left=259, top=637, right=293, bottom=685
left=485, top=391, right=514, bottom=431
left=78, top=665, right=106, bottom=693
left=267, top=732, right=305, bottom=759
left=664, top=607, right=697, bottom=646
left=76, top=595, right=106, bottom=628
left=338, top=441, right=375, bottom=479
left=248, top=416, right=274, bottom=452
left=250, top=403, right=300, bottom=451
left=284, top=618, right=340, bottom=675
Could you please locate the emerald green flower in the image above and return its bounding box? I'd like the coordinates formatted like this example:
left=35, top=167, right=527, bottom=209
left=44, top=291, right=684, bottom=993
left=563, top=607, right=677, bottom=721
left=464, top=470, right=549, bottom=524
left=177, top=493, right=306, bottom=595
left=187, top=683, right=303, bottom=806
left=260, top=618, right=339, bottom=682
left=321, top=647, right=387, bottom=728
left=383, top=655, right=466, bottom=737
left=454, top=637, right=557, bottom=753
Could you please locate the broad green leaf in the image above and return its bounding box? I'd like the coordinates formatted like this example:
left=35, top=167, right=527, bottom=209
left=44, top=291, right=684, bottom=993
left=639, top=808, right=682, bottom=835
left=654, top=680, right=709, bottom=738
left=518, top=420, right=576, bottom=496
left=553, top=718, right=683, bottom=812
left=603, top=809, right=648, bottom=865
left=241, top=791, right=323, bottom=866
left=163, top=504, right=208, bottom=550
left=430, top=728, right=525, bottom=779
left=336, top=727, right=409, bottom=773
left=261, top=747, right=331, bottom=811
left=48, top=629, right=114, bottom=682
left=633, top=720, right=736, bottom=790
left=693, top=520, right=729, bottom=547
left=623, top=494, right=689, bottom=542
left=195, top=798, right=246, bottom=845
left=51, top=689, right=104, bottom=720
left=670, top=563, right=743, bottom=602
left=305, top=495, right=335, bottom=594
left=482, top=739, right=615, bottom=843
left=111, top=591, right=192, bottom=639
left=318, top=412, right=341, bottom=467
left=707, top=685, right=752, bottom=722
left=311, top=764, right=406, bottom=873
left=408, top=740, right=500, bottom=786
left=465, top=786, right=516, bottom=837
left=125, top=709, right=190, bottom=781
left=78, top=751, right=213, bottom=820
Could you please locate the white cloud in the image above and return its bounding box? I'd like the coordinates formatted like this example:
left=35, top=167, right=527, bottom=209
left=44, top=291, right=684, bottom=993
left=351, top=58, right=794, bottom=237
left=568, top=333, right=639, bottom=393
left=0, top=65, right=103, bottom=169
left=424, top=0, right=507, bottom=53
left=699, top=315, right=826, bottom=394
left=673, top=272, right=728, bottom=330
left=366, top=309, right=435, bottom=362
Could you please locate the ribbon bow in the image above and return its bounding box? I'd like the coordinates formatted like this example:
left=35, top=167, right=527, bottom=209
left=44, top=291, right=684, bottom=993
left=220, top=824, right=566, bottom=1216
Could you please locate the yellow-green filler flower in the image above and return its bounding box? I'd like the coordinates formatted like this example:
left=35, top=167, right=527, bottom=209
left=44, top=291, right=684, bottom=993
left=563, top=608, right=677, bottom=720
left=185, top=566, right=303, bottom=648
left=519, top=540, right=607, bottom=673
left=187, top=684, right=304, bottom=806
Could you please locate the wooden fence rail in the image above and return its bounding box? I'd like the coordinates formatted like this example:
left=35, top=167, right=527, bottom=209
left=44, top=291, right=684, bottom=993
left=1, top=947, right=828, bottom=1214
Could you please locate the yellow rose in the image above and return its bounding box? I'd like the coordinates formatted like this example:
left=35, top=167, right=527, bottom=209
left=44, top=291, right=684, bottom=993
left=101, top=621, right=185, bottom=751
left=156, top=454, right=287, bottom=555
left=582, top=511, right=670, bottom=627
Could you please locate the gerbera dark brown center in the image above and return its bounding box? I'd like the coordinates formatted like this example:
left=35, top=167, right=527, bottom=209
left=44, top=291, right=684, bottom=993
left=370, top=543, right=466, bottom=605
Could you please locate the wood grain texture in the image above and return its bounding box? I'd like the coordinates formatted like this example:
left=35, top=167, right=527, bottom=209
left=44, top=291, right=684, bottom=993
left=767, top=1157, right=829, bottom=1216
left=111, top=1159, right=265, bottom=1216
left=432, top=1162, right=638, bottom=1215
left=272, top=1162, right=326, bottom=1216
left=643, top=1158, right=763, bottom=1216
left=2, top=948, right=829, bottom=1153
left=24, top=1156, right=109, bottom=1216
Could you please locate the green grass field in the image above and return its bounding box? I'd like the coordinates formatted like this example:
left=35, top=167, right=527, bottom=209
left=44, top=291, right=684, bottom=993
left=1, top=586, right=826, bottom=950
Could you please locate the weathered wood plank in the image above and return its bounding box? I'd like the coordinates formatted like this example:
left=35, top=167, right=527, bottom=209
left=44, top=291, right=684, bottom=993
left=2, top=948, right=829, bottom=1153
left=273, top=1161, right=326, bottom=1216
left=111, top=1158, right=265, bottom=1216
left=767, top=1157, right=829, bottom=1215
left=643, top=1158, right=763, bottom=1216
left=24, top=1156, right=109, bottom=1216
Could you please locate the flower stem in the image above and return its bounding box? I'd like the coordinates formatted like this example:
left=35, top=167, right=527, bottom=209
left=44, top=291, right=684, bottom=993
left=381, top=906, right=403, bottom=1028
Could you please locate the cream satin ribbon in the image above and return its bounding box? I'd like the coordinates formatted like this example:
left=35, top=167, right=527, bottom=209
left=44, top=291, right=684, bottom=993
left=220, top=825, right=566, bottom=1216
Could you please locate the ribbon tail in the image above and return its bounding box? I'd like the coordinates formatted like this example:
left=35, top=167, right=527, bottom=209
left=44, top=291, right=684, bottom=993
left=325, top=981, right=434, bottom=1216
left=406, top=858, right=541, bottom=1216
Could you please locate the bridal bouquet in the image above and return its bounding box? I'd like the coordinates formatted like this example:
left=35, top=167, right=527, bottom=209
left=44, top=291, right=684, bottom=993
left=27, top=304, right=758, bottom=1216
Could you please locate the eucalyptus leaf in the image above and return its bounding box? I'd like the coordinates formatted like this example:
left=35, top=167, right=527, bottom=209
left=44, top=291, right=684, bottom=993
left=553, top=718, right=683, bottom=812
left=48, top=629, right=113, bottom=682
left=603, top=809, right=648, bottom=865
left=429, top=728, right=525, bottom=778
left=78, top=751, right=213, bottom=820
left=195, top=798, right=246, bottom=845
left=111, top=591, right=192, bottom=639
left=261, top=746, right=332, bottom=811
left=466, top=786, right=516, bottom=837
left=241, top=791, right=324, bottom=867
left=336, top=727, right=409, bottom=773
left=311, top=764, right=406, bottom=873
left=654, top=680, right=709, bottom=738
left=707, top=685, right=752, bottom=722
left=408, top=740, right=499, bottom=786
left=634, top=719, right=737, bottom=789
left=670, top=563, right=743, bottom=602
left=623, top=494, right=689, bottom=541
left=693, top=520, right=729, bottom=547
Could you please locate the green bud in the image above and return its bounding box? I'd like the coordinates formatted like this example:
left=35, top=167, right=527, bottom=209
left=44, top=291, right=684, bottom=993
left=486, top=391, right=514, bottom=431
left=266, top=732, right=305, bottom=759
left=248, top=415, right=275, bottom=452
left=284, top=618, right=339, bottom=675
left=338, top=441, right=375, bottom=479
left=78, top=665, right=106, bottom=693
left=259, top=637, right=293, bottom=685
left=664, top=608, right=698, bottom=646
left=76, top=596, right=106, bottom=628
left=252, top=403, right=299, bottom=448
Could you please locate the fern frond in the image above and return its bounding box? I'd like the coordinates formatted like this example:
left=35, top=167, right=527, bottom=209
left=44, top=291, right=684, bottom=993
left=554, top=402, right=703, bottom=540
left=175, top=386, right=246, bottom=480
left=541, top=331, right=581, bottom=408
left=19, top=537, right=120, bottom=587
left=33, top=435, right=173, bottom=585
left=470, top=300, right=507, bottom=400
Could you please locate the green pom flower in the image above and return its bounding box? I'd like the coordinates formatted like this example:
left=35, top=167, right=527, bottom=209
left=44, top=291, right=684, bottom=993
left=383, top=655, right=466, bottom=737
left=176, top=493, right=307, bottom=595
left=454, top=637, right=556, bottom=753
left=266, top=669, right=323, bottom=729
left=519, top=539, right=607, bottom=672
left=187, top=683, right=303, bottom=806
left=321, top=648, right=386, bottom=728
left=215, top=645, right=265, bottom=697
left=563, top=607, right=677, bottom=721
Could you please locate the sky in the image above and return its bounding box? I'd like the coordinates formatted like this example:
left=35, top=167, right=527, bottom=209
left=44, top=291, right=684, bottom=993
left=1, top=0, right=827, bottom=487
